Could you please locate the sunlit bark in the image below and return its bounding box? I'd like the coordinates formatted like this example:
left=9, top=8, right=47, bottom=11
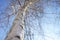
left=1, top=0, right=58, bottom=40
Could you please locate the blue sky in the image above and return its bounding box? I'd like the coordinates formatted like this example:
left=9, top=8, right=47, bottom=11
left=0, top=0, right=8, bottom=40
left=0, top=0, right=60, bottom=40
left=0, top=0, right=10, bottom=12
left=0, top=0, right=12, bottom=40
left=0, top=0, right=7, bottom=11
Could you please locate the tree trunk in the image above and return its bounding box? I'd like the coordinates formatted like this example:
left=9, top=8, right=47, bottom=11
left=5, top=1, right=33, bottom=40
left=5, top=0, right=44, bottom=40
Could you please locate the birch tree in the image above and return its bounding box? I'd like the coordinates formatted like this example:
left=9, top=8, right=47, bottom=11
left=0, top=0, right=60, bottom=40
left=0, top=0, right=45, bottom=40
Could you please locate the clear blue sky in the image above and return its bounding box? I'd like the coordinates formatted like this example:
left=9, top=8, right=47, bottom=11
left=0, top=0, right=10, bottom=12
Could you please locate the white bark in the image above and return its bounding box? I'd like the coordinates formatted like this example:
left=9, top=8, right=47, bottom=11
left=5, top=1, right=33, bottom=40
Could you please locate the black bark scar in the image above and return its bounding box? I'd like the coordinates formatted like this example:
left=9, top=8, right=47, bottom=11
left=15, top=36, right=20, bottom=39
